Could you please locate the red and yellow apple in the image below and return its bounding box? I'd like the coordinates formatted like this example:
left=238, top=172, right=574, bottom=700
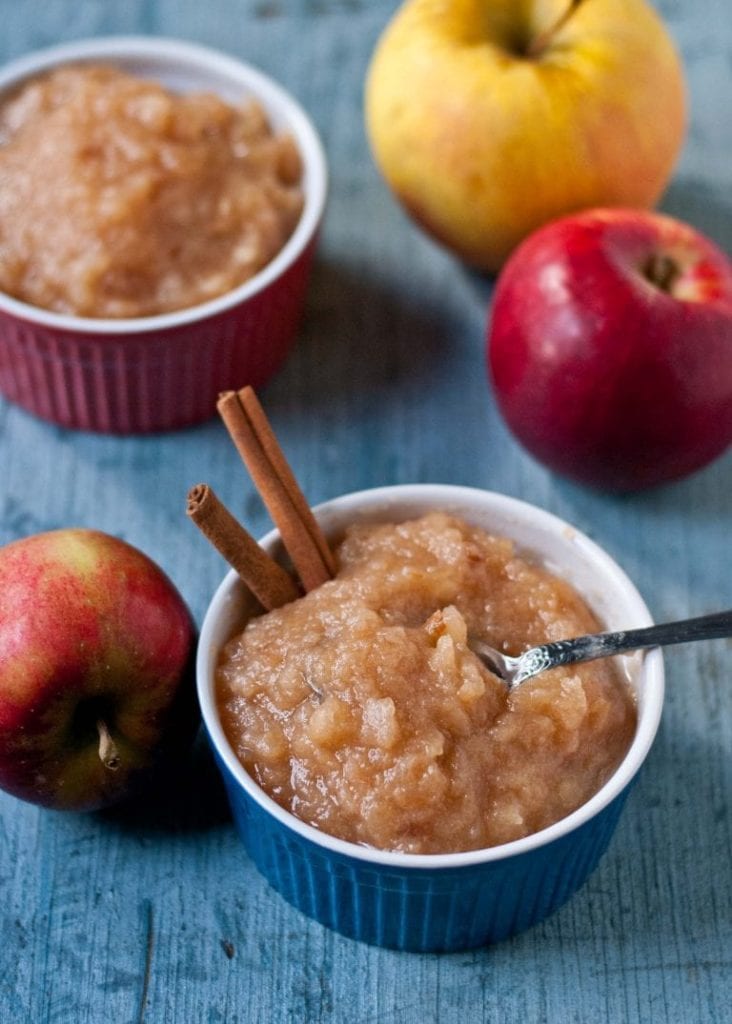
left=365, top=0, right=686, bottom=272
left=0, top=529, right=198, bottom=810
left=487, top=208, right=732, bottom=490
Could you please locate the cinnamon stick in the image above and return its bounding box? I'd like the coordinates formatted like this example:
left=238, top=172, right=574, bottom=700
left=238, top=387, right=337, bottom=576
left=186, top=483, right=300, bottom=610
left=217, top=389, right=334, bottom=592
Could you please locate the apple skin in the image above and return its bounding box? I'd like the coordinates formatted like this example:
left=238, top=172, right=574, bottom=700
left=487, top=208, right=732, bottom=491
left=0, top=529, right=199, bottom=810
left=365, top=0, right=686, bottom=272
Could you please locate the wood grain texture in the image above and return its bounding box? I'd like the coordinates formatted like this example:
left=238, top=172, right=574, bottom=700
left=0, top=1, right=730, bottom=1021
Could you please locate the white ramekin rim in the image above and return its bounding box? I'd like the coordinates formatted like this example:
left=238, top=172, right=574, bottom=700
left=197, top=484, right=665, bottom=870
left=0, top=36, right=327, bottom=334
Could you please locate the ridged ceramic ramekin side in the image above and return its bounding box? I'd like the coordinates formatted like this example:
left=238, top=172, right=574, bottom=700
left=217, top=749, right=630, bottom=952
left=0, top=239, right=315, bottom=433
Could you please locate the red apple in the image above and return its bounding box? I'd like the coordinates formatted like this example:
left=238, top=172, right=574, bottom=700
left=0, top=529, right=198, bottom=810
left=487, top=208, right=732, bottom=490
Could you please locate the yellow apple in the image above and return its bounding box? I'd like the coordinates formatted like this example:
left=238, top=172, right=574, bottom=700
left=365, top=0, right=687, bottom=272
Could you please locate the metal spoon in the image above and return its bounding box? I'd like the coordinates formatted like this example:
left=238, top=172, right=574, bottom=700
left=469, top=609, right=732, bottom=690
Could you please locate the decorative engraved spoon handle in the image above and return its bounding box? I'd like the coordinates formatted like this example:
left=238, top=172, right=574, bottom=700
left=471, top=610, right=732, bottom=689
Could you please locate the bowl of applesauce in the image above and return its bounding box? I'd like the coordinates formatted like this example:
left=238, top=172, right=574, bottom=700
left=0, top=37, right=327, bottom=432
left=197, top=484, right=664, bottom=951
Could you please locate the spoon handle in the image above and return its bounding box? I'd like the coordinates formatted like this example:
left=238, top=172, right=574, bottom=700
left=516, top=609, right=732, bottom=682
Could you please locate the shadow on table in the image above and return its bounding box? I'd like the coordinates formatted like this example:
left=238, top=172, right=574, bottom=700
left=450, top=725, right=731, bottom=974
left=271, top=256, right=460, bottom=409
left=99, top=731, right=232, bottom=835
left=555, top=441, right=732, bottom=522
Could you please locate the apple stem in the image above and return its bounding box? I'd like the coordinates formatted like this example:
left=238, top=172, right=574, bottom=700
left=644, top=253, right=680, bottom=293
left=526, top=0, right=585, bottom=58
left=97, top=719, right=120, bottom=771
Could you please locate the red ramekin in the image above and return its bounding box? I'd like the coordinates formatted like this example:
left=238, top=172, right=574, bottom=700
left=0, top=38, right=328, bottom=433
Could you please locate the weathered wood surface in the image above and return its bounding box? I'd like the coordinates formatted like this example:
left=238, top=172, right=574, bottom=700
left=0, top=2, right=730, bottom=1021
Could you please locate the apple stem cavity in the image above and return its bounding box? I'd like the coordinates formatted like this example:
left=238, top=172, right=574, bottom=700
left=526, top=0, right=585, bottom=59
left=97, top=719, right=121, bottom=771
left=643, top=252, right=681, bottom=294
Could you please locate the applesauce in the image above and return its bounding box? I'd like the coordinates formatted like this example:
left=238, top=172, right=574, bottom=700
left=217, top=513, right=636, bottom=854
left=0, top=65, right=303, bottom=317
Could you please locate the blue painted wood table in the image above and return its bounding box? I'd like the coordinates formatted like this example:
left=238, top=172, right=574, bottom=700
left=1, top=2, right=730, bottom=1021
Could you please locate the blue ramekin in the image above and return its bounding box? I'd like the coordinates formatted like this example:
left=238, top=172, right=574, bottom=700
left=197, top=485, right=664, bottom=952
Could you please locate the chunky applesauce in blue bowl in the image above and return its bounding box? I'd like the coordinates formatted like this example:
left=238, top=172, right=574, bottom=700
left=197, top=485, right=663, bottom=951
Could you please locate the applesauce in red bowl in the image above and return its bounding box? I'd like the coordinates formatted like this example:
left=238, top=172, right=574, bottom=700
left=0, top=38, right=327, bottom=433
left=0, top=64, right=304, bottom=319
